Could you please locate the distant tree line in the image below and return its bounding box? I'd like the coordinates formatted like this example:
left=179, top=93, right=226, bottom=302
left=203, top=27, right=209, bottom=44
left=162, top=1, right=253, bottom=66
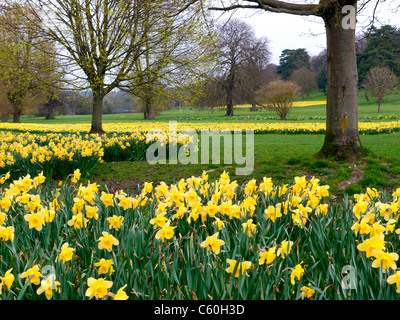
left=0, top=1, right=398, bottom=124
left=195, top=21, right=399, bottom=117
left=0, top=0, right=218, bottom=129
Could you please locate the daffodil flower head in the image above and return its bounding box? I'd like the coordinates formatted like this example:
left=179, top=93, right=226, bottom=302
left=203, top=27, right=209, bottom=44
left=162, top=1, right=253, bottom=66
left=200, top=232, right=225, bottom=254
left=225, top=259, right=252, bottom=278
left=290, top=263, right=305, bottom=285
left=85, top=277, right=113, bottom=299
left=58, top=242, right=75, bottom=263
left=98, top=231, right=119, bottom=251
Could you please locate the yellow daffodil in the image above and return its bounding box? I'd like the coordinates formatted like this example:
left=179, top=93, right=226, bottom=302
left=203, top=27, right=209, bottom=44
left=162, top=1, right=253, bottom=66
left=85, top=277, right=113, bottom=299
left=259, top=247, right=277, bottom=265
left=200, top=232, right=225, bottom=254
left=265, top=205, right=282, bottom=222
left=97, top=231, right=119, bottom=251
left=290, top=263, right=305, bottom=285
left=19, top=265, right=43, bottom=285
left=351, top=216, right=371, bottom=236
left=58, top=242, right=75, bottom=263
left=143, top=182, right=153, bottom=194
left=118, top=197, right=132, bottom=210
left=213, top=217, right=225, bottom=230
left=95, top=259, right=115, bottom=276
left=0, top=269, right=14, bottom=294
left=24, top=211, right=45, bottom=231
left=225, top=259, right=252, bottom=278
left=85, top=205, right=99, bottom=220
left=71, top=169, right=81, bottom=183
left=33, top=171, right=46, bottom=185
left=0, top=211, right=6, bottom=226
left=150, top=213, right=168, bottom=228
left=113, top=285, right=129, bottom=300
left=100, top=192, right=114, bottom=207
left=387, top=271, right=400, bottom=293
left=36, top=274, right=61, bottom=300
left=371, top=250, right=399, bottom=273
left=300, top=286, right=315, bottom=299
left=67, top=212, right=88, bottom=229
left=107, top=215, right=124, bottom=230
left=277, top=240, right=293, bottom=258
left=315, top=203, right=328, bottom=215
left=357, top=234, right=386, bottom=258
left=155, top=220, right=175, bottom=241
left=0, top=226, right=14, bottom=242
left=242, top=219, right=256, bottom=237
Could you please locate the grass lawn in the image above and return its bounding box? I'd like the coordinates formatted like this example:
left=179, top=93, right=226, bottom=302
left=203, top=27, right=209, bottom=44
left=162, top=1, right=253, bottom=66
left=86, top=132, right=400, bottom=198
left=20, top=90, right=400, bottom=124
left=13, top=89, right=400, bottom=196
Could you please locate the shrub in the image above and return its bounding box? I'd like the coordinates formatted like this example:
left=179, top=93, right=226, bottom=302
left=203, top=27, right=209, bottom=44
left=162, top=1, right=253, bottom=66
left=256, top=79, right=300, bottom=120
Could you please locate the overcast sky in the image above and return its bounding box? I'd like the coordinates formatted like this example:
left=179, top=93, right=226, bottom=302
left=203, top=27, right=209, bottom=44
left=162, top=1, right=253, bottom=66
left=213, top=2, right=400, bottom=64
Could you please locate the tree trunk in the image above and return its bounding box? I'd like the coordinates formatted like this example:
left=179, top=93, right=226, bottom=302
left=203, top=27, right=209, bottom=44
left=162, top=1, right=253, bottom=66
left=226, top=99, right=234, bottom=116
left=226, top=79, right=234, bottom=116
left=45, top=103, right=55, bottom=120
left=143, top=97, right=156, bottom=120
left=89, top=88, right=105, bottom=134
left=12, top=105, right=21, bottom=123
left=318, top=2, right=365, bottom=160
left=2, top=110, right=9, bottom=122
left=250, top=102, right=258, bottom=112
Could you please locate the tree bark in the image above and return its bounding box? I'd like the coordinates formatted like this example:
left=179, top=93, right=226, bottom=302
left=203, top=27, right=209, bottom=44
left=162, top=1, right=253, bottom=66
left=144, top=97, right=156, bottom=120
left=225, top=77, right=235, bottom=116
left=89, top=88, right=105, bottom=134
left=2, top=110, right=9, bottom=122
left=45, top=102, right=55, bottom=120
left=12, top=105, right=21, bottom=123
left=318, top=1, right=365, bottom=160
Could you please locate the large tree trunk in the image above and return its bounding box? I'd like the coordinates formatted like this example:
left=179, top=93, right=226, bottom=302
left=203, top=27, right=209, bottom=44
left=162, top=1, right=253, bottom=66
left=226, top=97, right=234, bottom=116
left=12, top=104, right=22, bottom=123
left=318, top=1, right=365, bottom=160
left=143, top=96, right=156, bottom=120
left=226, top=78, right=234, bottom=116
left=45, top=102, right=55, bottom=120
left=2, top=109, right=9, bottom=122
left=89, top=88, right=105, bottom=134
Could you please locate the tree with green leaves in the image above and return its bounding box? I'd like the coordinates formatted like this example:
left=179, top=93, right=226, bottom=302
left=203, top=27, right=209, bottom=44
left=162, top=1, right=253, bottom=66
left=0, top=3, right=60, bottom=122
left=317, top=68, right=328, bottom=94
left=22, top=0, right=202, bottom=133
left=120, top=1, right=218, bottom=120
left=357, top=25, right=400, bottom=84
left=277, top=48, right=311, bottom=81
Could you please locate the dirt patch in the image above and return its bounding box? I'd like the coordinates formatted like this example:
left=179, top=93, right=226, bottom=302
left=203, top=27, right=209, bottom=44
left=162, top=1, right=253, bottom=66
left=337, top=161, right=366, bottom=190
left=98, top=178, right=142, bottom=194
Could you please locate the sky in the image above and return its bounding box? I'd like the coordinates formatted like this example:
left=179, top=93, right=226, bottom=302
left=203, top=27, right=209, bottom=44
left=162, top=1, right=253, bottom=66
left=212, top=1, right=400, bottom=64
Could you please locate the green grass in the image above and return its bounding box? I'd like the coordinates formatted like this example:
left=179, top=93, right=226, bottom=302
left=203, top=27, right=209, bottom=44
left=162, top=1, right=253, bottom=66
left=84, top=132, right=400, bottom=198
left=19, top=90, right=400, bottom=124
left=9, top=89, right=400, bottom=196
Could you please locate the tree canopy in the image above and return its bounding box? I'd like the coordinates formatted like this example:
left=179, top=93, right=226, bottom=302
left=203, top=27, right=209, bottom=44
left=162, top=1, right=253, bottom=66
left=357, top=24, right=400, bottom=83
left=277, top=48, right=311, bottom=81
